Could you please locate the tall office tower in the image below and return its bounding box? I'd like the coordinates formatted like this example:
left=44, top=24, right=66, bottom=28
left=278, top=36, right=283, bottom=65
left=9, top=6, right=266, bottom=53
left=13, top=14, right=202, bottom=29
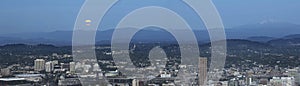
left=132, top=79, right=139, bottom=86
left=45, top=61, right=53, bottom=72
left=69, top=62, right=76, bottom=73
left=199, top=57, right=207, bottom=86
left=34, top=59, right=45, bottom=71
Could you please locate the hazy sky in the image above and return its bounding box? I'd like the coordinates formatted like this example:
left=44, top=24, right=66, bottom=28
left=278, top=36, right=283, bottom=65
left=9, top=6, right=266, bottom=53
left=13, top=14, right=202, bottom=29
left=0, top=0, right=300, bottom=34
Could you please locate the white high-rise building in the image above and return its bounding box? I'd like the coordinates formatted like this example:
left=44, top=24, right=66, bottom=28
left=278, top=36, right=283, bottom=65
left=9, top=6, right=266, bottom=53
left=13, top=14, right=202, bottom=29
left=69, top=62, right=76, bottom=73
left=132, top=79, right=139, bottom=86
left=45, top=61, right=53, bottom=72
left=34, top=59, right=45, bottom=71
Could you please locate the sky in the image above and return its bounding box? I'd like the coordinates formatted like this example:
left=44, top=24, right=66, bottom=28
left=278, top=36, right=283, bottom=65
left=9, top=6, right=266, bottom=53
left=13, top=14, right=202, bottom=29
left=0, top=0, right=300, bottom=34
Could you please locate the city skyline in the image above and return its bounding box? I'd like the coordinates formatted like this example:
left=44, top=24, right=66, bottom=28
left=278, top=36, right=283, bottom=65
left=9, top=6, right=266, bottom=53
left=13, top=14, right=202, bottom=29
left=0, top=0, right=300, bottom=86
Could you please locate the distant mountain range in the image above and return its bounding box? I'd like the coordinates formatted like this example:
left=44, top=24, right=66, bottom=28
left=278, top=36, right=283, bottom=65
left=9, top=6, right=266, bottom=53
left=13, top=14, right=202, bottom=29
left=0, top=22, right=300, bottom=46
left=1, top=21, right=300, bottom=68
